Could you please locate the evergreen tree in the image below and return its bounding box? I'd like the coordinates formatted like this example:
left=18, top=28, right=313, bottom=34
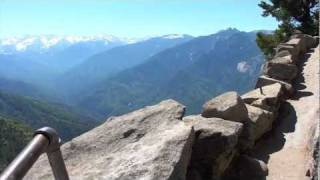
left=256, top=0, right=319, bottom=58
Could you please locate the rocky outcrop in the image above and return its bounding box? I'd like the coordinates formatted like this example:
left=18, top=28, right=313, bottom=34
left=291, top=34, right=318, bottom=50
left=202, top=91, right=248, bottom=122
left=242, top=83, right=283, bottom=113
left=285, top=38, right=304, bottom=54
left=253, top=32, right=318, bottom=113
left=275, top=43, right=300, bottom=60
left=245, top=104, right=274, bottom=141
left=264, top=34, right=318, bottom=83
left=25, top=100, right=195, bottom=180
left=263, top=58, right=298, bottom=81
left=183, top=115, right=243, bottom=180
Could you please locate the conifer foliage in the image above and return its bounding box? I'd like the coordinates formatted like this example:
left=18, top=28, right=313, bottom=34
left=256, top=0, right=319, bottom=57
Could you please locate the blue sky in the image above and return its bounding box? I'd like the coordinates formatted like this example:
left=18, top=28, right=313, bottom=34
left=0, top=0, right=278, bottom=38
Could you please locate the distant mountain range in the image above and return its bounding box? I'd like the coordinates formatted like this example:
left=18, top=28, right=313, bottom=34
left=0, top=35, right=130, bottom=73
left=0, top=35, right=131, bottom=53
left=0, top=34, right=189, bottom=55
left=0, top=28, right=264, bottom=137
left=74, top=28, right=264, bottom=116
left=0, top=34, right=193, bottom=82
left=57, top=34, right=193, bottom=99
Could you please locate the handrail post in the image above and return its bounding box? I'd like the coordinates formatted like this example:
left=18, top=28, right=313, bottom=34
left=35, top=127, right=69, bottom=180
left=0, top=127, right=69, bottom=180
left=0, top=135, right=49, bottom=180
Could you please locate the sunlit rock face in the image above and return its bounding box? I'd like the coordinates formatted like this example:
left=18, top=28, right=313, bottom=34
left=25, top=100, right=195, bottom=180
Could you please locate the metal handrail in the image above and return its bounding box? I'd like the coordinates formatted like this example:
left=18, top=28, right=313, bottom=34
left=0, top=127, right=69, bottom=180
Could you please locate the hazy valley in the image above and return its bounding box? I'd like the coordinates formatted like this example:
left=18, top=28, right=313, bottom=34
left=0, top=28, right=264, bottom=140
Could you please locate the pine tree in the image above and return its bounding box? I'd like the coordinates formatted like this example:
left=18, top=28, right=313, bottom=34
left=256, top=0, right=319, bottom=57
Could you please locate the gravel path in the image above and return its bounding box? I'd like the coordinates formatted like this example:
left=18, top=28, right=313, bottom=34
left=252, top=46, right=319, bottom=180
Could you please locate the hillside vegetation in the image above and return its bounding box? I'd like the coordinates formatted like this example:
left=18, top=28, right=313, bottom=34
left=0, top=117, right=32, bottom=172
left=76, top=29, right=263, bottom=117
left=0, top=91, right=98, bottom=140
left=58, top=35, right=193, bottom=98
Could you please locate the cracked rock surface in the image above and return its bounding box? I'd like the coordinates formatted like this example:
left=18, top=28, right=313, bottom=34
left=25, top=99, right=195, bottom=180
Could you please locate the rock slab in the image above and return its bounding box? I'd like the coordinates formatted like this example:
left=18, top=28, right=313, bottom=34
left=242, top=83, right=283, bottom=113
left=275, top=44, right=300, bottom=59
left=291, top=34, right=318, bottom=51
left=25, top=100, right=195, bottom=180
left=183, top=115, right=243, bottom=180
left=202, top=91, right=248, bottom=122
left=263, top=59, right=298, bottom=81
left=246, top=104, right=274, bottom=141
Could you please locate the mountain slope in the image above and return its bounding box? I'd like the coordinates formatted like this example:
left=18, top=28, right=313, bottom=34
left=159, top=32, right=263, bottom=113
left=0, top=91, right=98, bottom=140
left=0, top=35, right=127, bottom=55
left=0, top=35, right=127, bottom=88
left=58, top=35, right=193, bottom=98
left=0, top=36, right=129, bottom=102
left=0, top=78, right=45, bottom=98
left=45, top=40, right=123, bottom=71
left=0, top=54, right=58, bottom=85
left=76, top=29, right=263, bottom=116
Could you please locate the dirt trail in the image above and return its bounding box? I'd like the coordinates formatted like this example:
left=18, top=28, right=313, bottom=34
left=252, top=46, right=319, bottom=180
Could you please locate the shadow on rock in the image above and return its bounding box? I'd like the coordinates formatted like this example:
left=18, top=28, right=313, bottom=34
left=222, top=155, right=268, bottom=180
left=249, top=102, right=297, bottom=163
left=222, top=102, right=297, bottom=180
left=294, top=83, right=307, bottom=91
left=291, top=91, right=314, bottom=100
left=291, top=50, right=312, bottom=95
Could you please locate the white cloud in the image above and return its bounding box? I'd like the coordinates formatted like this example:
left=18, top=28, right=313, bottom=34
left=237, top=61, right=250, bottom=73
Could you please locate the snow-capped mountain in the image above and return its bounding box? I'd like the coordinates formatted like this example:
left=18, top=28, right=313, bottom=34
left=161, top=34, right=191, bottom=39
left=0, top=35, right=135, bottom=74
left=0, top=34, right=192, bottom=54
left=0, top=35, right=133, bottom=54
left=0, top=34, right=192, bottom=74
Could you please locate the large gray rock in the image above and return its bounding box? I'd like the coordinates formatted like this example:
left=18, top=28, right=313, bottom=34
left=275, top=43, right=300, bottom=58
left=263, top=58, right=298, bottom=81
left=25, top=100, right=195, bottom=180
left=246, top=104, right=274, bottom=141
left=270, top=56, right=295, bottom=64
left=237, top=104, right=275, bottom=151
left=255, top=75, right=294, bottom=96
left=274, top=49, right=291, bottom=58
left=285, top=38, right=304, bottom=55
left=183, top=115, right=243, bottom=180
left=242, top=83, right=283, bottom=113
left=291, top=34, right=318, bottom=51
left=202, top=91, right=248, bottom=122
left=274, top=51, right=298, bottom=64
left=303, top=35, right=318, bottom=49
